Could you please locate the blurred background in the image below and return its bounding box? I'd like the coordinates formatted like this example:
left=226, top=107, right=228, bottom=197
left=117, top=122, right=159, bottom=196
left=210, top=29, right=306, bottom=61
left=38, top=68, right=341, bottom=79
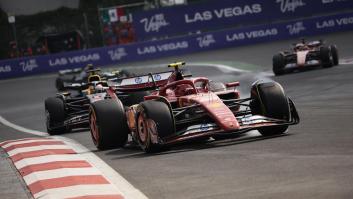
left=0, top=0, right=352, bottom=79
left=0, top=0, right=194, bottom=59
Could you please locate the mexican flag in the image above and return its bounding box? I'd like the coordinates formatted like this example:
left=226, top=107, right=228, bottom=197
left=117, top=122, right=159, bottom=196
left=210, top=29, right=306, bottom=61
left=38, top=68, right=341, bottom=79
left=100, top=7, right=132, bottom=23
left=108, top=9, right=118, bottom=22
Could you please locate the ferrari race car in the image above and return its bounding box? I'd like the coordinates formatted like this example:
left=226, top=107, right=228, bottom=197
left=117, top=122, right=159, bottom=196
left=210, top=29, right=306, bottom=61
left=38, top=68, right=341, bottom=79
left=273, top=39, right=339, bottom=75
left=55, top=64, right=132, bottom=91
left=89, top=62, right=300, bottom=153
left=45, top=69, right=147, bottom=135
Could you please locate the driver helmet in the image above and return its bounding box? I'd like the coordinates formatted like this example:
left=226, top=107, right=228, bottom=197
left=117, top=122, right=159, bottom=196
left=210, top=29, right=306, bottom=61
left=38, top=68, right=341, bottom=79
left=295, top=43, right=305, bottom=50
left=95, top=84, right=104, bottom=91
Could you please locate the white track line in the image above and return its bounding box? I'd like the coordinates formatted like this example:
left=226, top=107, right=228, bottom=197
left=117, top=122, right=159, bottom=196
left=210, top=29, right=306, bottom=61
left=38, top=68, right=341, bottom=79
left=189, top=62, right=249, bottom=73
left=33, top=184, right=123, bottom=199
left=0, top=115, right=48, bottom=136
left=0, top=115, right=148, bottom=199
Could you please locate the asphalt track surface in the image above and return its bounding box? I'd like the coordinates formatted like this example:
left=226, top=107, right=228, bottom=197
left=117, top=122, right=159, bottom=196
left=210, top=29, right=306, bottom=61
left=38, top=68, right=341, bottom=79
left=1, top=31, right=353, bottom=199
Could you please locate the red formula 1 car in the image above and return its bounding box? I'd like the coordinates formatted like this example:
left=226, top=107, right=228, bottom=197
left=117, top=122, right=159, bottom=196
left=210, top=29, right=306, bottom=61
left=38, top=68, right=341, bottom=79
left=89, top=62, right=299, bottom=152
left=273, top=39, right=339, bottom=75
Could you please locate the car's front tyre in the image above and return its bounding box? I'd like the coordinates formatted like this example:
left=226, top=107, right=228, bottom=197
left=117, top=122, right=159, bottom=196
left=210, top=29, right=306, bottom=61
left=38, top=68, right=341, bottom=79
left=89, top=99, right=129, bottom=150
left=45, top=97, right=68, bottom=135
left=136, top=100, right=174, bottom=153
left=250, top=81, right=290, bottom=136
left=272, top=53, right=286, bottom=76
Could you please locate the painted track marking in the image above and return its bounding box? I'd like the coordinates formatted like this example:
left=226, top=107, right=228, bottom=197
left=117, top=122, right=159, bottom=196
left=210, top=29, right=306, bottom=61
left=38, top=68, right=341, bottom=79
left=0, top=115, right=148, bottom=199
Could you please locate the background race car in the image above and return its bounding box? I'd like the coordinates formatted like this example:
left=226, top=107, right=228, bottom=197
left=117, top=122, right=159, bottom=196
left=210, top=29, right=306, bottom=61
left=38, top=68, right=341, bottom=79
left=45, top=69, right=147, bottom=135
left=89, top=62, right=300, bottom=153
left=273, top=39, right=339, bottom=75
left=55, top=64, right=133, bottom=91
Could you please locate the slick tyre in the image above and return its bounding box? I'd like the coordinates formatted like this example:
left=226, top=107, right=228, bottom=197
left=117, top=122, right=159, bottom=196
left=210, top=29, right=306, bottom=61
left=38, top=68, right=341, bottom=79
left=89, top=99, right=129, bottom=150
left=320, top=46, right=333, bottom=68
left=45, top=97, right=68, bottom=135
left=136, top=100, right=174, bottom=153
left=330, top=45, right=339, bottom=66
left=250, top=82, right=290, bottom=136
left=272, top=53, right=286, bottom=76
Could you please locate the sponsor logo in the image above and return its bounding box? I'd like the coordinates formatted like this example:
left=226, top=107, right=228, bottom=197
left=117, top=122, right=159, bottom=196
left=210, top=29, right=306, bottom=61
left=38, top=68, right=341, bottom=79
left=108, top=48, right=127, bottom=61
left=135, top=77, right=143, bottom=84
left=20, top=59, right=38, bottom=72
left=196, top=34, right=216, bottom=48
left=286, top=21, right=306, bottom=35
left=322, top=0, right=348, bottom=4
left=0, top=65, right=11, bottom=73
left=153, top=74, right=161, bottom=81
left=226, top=28, right=278, bottom=42
left=200, top=123, right=210, bottom=131
left=140, top=13, right=169, bottom=33
left=316, top=16, right=353, bottom=29
left=137, top=41, right=188, bottom=55
left=49, top=53, right=100, bottom=67
left=185, top=4, right=262, bottom=23
left=184, top=123, right=217, bottom=134
left=276, top=0, right=305, bottom=13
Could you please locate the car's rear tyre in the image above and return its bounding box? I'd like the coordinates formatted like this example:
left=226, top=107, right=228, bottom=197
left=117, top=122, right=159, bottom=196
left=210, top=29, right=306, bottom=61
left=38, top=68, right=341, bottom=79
left=320, top=46, right=333, bottom=68
left=45, top=97, right=68, bottom=135
left=330, top=45, right=339, bottom=66
left=136, top=100, right=174, bottom=153
left=272, top=53, right=286, bottom=76
left=250, top=81, right=290, bottom=136
left=89, top=99, right=129, bottom=150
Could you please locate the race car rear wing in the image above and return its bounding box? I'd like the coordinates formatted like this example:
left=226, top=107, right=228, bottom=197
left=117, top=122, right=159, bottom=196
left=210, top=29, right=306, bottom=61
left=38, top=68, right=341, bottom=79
left=111, top=69, right=192, bottom=92
left=58, top=67, right=82, bottom=75
left=111, top=71, right=173, bottom=92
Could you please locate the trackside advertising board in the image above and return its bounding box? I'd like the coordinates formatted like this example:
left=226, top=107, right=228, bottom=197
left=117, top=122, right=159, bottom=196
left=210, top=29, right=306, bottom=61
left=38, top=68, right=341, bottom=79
left=1, top=12, right=353, bottom=79
left=131, top=0, right=353, bottom=41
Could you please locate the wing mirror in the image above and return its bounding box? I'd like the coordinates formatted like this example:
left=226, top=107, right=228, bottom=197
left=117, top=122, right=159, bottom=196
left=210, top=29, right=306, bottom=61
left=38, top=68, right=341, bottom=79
left=225, top=82, right=240, bottom=88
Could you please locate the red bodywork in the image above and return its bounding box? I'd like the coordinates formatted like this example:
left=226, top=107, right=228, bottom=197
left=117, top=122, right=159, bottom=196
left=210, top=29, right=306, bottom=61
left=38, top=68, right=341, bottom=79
left=147, top=78, right=240, bottom=131
left=116, top=71, right=252, bottom=144
left=289, top=43, right=322, bottom=68
left=112, top=68, right=298, bottom=145
left=294, top=44, right=317, bottom=67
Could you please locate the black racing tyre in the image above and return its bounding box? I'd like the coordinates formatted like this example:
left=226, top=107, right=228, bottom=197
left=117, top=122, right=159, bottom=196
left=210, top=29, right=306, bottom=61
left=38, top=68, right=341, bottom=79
left=89, top=99, right=129, bottom=150
left=55, top=77, right=65, bottom=91
left=330, top=45, right=339, bottom=66
left=136, top=100, right=174, bottom=153
left=209, top=81, right=226, bottom=92
left=272, top=53, right=286, bottom=76
left=45, top=97, right=68, bottom=135
left=250, top=82, right=290, bottom=136
left=320, top=46, right=333, bottom=68
left=124, top=91, right=149, bottom=107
